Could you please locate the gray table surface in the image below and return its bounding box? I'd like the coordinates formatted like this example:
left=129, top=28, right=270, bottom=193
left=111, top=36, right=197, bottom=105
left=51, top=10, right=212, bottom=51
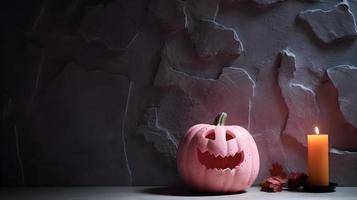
left=0, top=186, right=356, bottom=200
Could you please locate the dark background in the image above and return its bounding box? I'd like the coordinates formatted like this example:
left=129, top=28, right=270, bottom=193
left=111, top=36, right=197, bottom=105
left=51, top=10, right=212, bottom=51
left=1, top=0, right=357, bottom=186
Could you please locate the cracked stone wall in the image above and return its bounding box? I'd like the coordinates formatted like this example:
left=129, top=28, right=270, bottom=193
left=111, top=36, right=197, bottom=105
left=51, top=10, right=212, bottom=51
left=1, top=0, right=357, bottom=186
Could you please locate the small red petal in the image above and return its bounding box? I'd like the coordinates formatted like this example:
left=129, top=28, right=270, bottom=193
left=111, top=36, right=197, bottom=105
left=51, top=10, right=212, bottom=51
left=288, top=172, right=308, bottom=190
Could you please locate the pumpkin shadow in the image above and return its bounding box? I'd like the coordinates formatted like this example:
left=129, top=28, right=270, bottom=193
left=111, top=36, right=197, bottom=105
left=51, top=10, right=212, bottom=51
left=140, top=185, right=246, bottom=196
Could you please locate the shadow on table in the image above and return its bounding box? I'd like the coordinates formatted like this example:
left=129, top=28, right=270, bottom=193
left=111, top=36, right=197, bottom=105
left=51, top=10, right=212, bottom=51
left=140, top=185, right=246, bottom=196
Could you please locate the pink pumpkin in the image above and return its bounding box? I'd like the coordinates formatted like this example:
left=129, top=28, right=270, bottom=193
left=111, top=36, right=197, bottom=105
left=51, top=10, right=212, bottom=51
left=177, top=112, right=260, bottom=193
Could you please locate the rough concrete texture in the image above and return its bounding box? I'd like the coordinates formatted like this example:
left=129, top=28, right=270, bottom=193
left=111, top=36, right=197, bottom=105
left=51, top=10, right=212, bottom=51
left=278, top=49, right=323, bottom=146
left=327, top=65, right=357, bottom=128
left=1, top=0, right=357, bottom=187
left=298, top=2, right=357, bottom=44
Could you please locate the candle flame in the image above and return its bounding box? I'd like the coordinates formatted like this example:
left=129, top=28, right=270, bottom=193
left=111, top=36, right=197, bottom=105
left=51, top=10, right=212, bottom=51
left=315, top=126, right=319, bottom=135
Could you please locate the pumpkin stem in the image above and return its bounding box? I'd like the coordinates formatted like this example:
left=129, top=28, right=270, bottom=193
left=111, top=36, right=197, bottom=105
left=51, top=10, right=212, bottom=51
left=214, top=112, right=227, bottom=126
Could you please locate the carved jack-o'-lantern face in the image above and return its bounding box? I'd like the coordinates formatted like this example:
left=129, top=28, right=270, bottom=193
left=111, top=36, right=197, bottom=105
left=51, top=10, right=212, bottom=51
left=177, top=112, right=260, bottom=193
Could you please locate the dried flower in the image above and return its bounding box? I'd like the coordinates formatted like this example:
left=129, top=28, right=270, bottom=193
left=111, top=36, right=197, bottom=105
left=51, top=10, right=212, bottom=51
left=288, top=172, right=308, bottom=190
left=260, top=176, right=285, bottom=192
left=261, top=162, right=308, bottom=193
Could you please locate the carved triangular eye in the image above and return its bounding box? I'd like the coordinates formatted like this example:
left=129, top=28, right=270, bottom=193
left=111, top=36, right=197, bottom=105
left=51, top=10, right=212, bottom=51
left=205, top=132, right=215, bottom=140
left=226, top=132, right=235, bottom=141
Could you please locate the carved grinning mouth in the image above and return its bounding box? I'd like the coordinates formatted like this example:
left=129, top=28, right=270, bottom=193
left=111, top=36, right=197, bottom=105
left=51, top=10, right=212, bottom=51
left=197, top=149, right=244, bottom=170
